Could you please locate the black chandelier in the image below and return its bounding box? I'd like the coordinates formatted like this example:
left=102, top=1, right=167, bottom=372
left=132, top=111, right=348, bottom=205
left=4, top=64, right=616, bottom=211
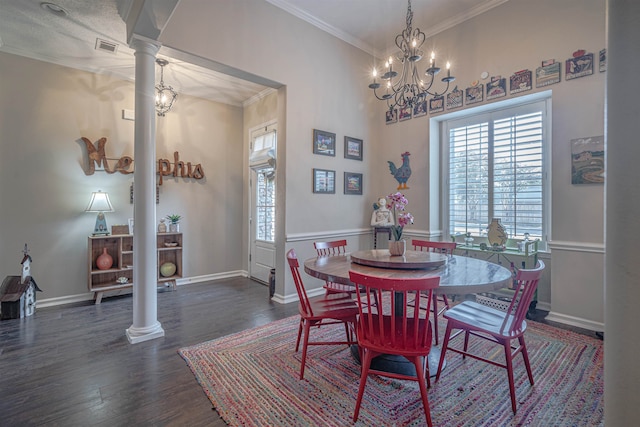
left=155, top=59, right=178, bottom=117
left=368, top=0, right=455, bottom=112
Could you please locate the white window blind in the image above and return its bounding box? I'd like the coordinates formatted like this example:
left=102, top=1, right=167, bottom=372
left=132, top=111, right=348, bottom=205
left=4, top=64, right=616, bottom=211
left=447, top=101, right=546, bottom=241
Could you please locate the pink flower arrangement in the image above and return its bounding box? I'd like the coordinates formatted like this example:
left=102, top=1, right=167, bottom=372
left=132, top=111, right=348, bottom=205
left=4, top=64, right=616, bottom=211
left=387, top=192, right=414, bottom=241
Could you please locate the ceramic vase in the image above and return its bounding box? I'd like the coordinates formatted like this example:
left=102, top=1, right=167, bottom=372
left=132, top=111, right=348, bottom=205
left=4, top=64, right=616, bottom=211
left=160, top=262, right=177, bottom=277
left=96, top=248, right=113, bottom=270
left=487, top=218, right=508, bottom=246
left=158, top=219, right=167, bottom=233
left=388, top=240, right=406, bottom=256
left=169, top=223, right=179, bottom=233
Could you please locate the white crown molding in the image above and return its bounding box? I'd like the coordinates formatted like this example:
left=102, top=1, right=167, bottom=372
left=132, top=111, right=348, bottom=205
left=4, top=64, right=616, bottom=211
left=267, top=0, right=510, bottom=59
left=243, top=88, right=278, bottom=107
left=264, top=0, right=375, bottom=54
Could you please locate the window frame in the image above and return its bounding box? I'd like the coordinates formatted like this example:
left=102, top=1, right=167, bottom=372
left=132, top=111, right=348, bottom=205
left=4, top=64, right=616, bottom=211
left=439, top=93, right=552, bottom=247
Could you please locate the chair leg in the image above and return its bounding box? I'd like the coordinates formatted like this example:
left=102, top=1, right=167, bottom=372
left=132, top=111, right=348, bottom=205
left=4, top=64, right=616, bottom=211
left=353, top=349, right=373, bottom=422
left=436, top=322, right=453, bottom=381
left=413, top=356, right=433, bottom=427
left=504, top=340, right=518, bottom=414
left=519, top=336, right=535, bottom=385
left=343, top=322, right=352, bottom=345
left=299, top=321, right=312, bottom=380
left=295, top=319, right=303, bottom=352
left=432, top=297, right=440, bottom=346
left=422, top=355, right=431, bottom=388
left=463, top=330, right=470, bottom=359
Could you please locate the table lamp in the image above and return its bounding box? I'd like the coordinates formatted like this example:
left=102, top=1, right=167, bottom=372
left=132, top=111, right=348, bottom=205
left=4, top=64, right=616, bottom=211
left=85, top=190, right=114, bottom=235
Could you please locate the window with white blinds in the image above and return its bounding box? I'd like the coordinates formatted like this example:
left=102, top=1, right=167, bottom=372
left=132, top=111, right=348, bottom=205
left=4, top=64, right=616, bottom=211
left=446, top=100, right=547, bottom=241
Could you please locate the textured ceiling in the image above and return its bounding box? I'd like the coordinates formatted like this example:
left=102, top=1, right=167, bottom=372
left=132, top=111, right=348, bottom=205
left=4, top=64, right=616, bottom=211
left=0, top=0, right=506, bottom=106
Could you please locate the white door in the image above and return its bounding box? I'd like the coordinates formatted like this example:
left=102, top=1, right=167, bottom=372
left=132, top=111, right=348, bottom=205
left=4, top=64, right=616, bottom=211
left=249, top=124, right=276, bottom=284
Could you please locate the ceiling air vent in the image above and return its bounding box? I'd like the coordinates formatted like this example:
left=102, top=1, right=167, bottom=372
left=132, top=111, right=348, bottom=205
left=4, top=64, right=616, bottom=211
left=95, top=38, right=118, bottom=54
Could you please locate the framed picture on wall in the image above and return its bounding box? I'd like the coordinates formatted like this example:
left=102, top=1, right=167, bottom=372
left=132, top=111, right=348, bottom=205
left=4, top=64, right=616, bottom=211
left=344, top=136, right=363, bottom=161
left=313, top=129, right=336, bottom=156
left=344, top=172, right=363, bottom=195
left=313, top=168, right=336, bottom=193
left=385, top=109, right=398, bottom=125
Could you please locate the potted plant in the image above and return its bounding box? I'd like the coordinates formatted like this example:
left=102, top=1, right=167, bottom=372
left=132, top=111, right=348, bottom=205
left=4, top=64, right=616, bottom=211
left=166, top=214, right=182, bottom=232
left=387, top=192, right=414, bottom=256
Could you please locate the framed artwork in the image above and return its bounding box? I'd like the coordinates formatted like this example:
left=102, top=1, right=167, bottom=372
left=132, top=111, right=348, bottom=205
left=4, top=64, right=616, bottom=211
left=128, top=218, right=134, bottom=234
left=446, top=87, right=464, bottom=110
left=571, top=135, right=605, bottom=184
left=313, top=168, right=335, bottom=193
left=344, top=136, right=363, bottom=161
left=566, top=50, right=593, bottom=80
left=466, top=84, right=484, bottom=105
left=312, top=129, right=336, bottom=156
left=599, top=48, right=606, bottom=72
left=385, top=109, right=398, bottom=124
left=344, top=172, right=363, bottom=195
left=486, top=76, right=507, bottom=100
left=510, top=70, right=532, bottom=94
left=429, top=95, right=445, bottom=114
left=399, top=106, right=412, bottom=121
left=413, top=100, right=427, bottom=117
left=536, top=61, right=561, bottom=87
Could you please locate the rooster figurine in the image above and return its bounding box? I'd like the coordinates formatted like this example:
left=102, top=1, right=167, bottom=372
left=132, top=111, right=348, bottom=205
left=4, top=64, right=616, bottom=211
left=388, top=151, right=412, bottom=190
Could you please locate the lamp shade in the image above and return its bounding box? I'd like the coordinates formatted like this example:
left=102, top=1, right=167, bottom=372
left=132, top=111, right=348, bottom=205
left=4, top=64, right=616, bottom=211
left=85, top=191, right=114, bottom=213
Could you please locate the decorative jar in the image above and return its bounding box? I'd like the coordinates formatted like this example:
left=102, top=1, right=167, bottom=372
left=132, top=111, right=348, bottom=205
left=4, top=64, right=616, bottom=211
left=96, top=248, right=113, bottom=270
left=388, top=240, right=406, bottom=256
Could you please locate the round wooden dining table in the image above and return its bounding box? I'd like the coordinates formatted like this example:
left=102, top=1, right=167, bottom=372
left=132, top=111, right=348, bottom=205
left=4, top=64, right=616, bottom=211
left=304, top=249, right=512, bottom=295
left=304, top=249, right=512, bottom=376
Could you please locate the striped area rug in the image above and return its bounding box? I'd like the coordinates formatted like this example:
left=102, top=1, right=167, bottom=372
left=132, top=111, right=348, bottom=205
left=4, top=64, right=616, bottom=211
left=179, top=316, right=603, bottom=426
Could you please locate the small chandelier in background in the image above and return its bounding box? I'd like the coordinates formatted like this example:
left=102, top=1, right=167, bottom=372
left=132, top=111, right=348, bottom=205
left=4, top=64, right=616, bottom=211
left=155, top=58, right=178, bottom=117
left=368, top=0, right=455, bottom=112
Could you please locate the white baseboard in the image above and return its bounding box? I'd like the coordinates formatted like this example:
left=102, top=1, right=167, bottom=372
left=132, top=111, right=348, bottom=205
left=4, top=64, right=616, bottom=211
left=36, top=271, right=250, bottom=308
left=271, top=286, right=322, bottom=304
left=545, top=311, right=604, bottom=332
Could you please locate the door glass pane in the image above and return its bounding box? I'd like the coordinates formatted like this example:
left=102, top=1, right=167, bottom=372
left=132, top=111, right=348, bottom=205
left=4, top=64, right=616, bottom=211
left=256, top=168, right=275, bottom=242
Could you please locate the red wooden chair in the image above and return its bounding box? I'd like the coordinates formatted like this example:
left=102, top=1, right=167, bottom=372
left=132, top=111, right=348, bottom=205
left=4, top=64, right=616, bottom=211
left=411, top=239, right=457, bottom=345
left=286, top=249, right=358, bottom=379
left=349, top=270, right=441, bottom=427
left=314, top=239, right=357, bottom=295
left=435, top=260, right=545, bottom=414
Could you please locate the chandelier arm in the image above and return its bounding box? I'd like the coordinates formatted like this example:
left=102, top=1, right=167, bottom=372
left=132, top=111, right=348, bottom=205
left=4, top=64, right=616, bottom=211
left=367, top=0, right=455, bottom=112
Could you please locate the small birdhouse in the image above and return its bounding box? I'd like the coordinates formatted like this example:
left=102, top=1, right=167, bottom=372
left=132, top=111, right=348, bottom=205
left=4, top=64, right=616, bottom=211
left=0, top=244, right=41, bottom=320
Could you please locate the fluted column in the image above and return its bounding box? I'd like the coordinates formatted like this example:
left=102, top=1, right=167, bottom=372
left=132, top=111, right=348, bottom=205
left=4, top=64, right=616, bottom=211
left=126, top=37, right=165, bottom=344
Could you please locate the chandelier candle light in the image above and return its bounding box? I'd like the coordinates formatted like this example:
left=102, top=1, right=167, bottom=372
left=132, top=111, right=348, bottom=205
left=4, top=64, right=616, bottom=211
left=368, top=0, right=455, bottom=112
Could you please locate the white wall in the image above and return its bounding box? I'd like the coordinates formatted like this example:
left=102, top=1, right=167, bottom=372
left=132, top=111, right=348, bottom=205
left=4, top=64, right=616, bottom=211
left=0, top=52, right=245, bottom=302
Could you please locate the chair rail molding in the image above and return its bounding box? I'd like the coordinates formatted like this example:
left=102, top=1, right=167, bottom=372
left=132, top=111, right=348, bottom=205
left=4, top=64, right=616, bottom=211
left=547, top=240, right=605, bottom=253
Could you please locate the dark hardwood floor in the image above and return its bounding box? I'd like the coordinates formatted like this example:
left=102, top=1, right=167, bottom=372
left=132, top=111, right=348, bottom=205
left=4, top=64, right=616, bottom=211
left=0, top=279, right=601, bottom=426
left=0, top=278, right=297, bottom=426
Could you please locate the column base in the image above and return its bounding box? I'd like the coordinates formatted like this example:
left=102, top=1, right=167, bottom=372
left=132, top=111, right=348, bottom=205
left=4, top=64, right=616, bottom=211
left=126, top=321, right=165, bottom=344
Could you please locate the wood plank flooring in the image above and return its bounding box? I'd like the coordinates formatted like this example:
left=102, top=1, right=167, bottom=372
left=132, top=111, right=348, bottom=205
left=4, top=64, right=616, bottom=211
left=0, top=278, right=599, bottom=426
left=0, top=278, right=297, bottom=426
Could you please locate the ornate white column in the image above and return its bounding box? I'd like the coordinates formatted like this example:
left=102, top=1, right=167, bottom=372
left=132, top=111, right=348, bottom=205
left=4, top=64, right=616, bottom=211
left=605, top=0, right=640, bottom=423
left=126, top=37, right=165, bottom=344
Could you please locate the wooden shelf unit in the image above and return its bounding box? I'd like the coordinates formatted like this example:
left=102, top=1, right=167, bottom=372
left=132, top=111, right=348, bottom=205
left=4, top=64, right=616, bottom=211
left=88, top=232, right=183, bottom=304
